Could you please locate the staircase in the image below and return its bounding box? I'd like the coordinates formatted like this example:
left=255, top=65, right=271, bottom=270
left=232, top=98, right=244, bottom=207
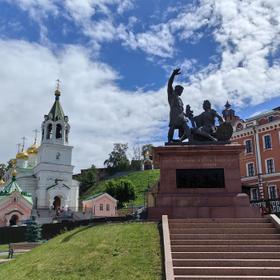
left=163, top=215, right=280, bottom=279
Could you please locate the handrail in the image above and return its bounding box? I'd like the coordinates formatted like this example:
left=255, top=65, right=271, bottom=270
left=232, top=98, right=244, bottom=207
left=162, top=215, right=174, bottom=280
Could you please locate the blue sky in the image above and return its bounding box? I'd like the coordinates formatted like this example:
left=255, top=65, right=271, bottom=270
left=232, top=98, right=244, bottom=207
left=0, top=0, right=280, bottom=169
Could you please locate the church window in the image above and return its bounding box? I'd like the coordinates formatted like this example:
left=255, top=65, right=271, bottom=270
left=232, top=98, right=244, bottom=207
left=100, top=204, right=103, bottom=211
left=47, top=124, right=53, bottom=139
left=56, top=124, right=62, bottom=139
left=106, top=204, right=110, bottom=211
left=56, top=152, right=61, bottom=160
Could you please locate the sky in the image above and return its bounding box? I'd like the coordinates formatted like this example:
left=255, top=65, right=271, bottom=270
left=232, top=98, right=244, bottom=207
left=0, top=0, right=280, bottom=171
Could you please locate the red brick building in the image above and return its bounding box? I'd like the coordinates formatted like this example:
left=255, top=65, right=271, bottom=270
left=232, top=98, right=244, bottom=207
left=223, top=102, right=280, bottom=205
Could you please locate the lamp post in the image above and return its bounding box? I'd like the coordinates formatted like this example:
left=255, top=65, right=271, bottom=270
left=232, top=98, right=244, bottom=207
left=253, top=125, right=264, bottom=200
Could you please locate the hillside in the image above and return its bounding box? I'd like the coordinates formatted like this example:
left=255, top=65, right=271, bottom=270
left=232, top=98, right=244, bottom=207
left=0, top=222, right=162, bottom=280
left=83, top=170, right=160, bottom=206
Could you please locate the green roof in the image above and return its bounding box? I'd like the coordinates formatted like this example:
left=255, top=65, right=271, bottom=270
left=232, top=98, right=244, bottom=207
left=0, top=176, right=33, bottom=205
left=48, top=99, right=65, bottom=121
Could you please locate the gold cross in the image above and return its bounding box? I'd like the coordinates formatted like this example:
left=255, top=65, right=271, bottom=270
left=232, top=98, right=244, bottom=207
left=56, top=79, right=61, bottom=91
left=21, top=136, right=26, bottom=151
left=33, top=129, right=39, bottom=144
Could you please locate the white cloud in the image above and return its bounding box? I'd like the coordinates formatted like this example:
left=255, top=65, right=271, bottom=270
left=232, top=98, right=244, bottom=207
left=2, top=0, right=280, bottom=170
left=0, top=40, right=167, bottom=171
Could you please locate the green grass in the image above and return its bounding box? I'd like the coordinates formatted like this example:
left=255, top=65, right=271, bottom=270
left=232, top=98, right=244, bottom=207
left=83, top=170, right=160, bottom=206
left=0, top=222, right=162, bottom=280
left=0, top=244, right=8, bottom=251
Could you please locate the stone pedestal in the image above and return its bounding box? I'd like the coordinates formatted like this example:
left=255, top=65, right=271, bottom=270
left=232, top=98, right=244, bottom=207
left=147, top=144, right=260, bottom=219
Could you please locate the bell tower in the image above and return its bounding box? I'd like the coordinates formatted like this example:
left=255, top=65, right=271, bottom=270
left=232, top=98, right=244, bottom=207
left=41, top=80, right=70, bottom=145
left=34, top=81, right=78, bottom=210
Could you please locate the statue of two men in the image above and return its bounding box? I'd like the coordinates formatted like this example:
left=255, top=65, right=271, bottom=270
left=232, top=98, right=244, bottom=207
left=167, top=68, right=229, bottom=143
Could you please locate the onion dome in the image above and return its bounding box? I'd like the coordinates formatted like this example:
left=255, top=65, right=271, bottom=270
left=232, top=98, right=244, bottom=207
left=27, top=143, right=39, bottom=155
left=16, top=151, right=29, bottom=160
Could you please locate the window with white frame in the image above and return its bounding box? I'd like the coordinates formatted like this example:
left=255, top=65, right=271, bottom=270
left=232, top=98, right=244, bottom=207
left=99, top=204, right=103, bottom=211
left=246, top=162, right=255, bottom=177
left=245, top=139, right=253, bottom=153
left=268, top=185, right=278, bottom=200
left=264, top=135, right=272, bottom=149
left=106, top=204, right=110, bottom=211
left=266, top=159, right=275, bottom=174
left=250, top=188, right=259, bottom=201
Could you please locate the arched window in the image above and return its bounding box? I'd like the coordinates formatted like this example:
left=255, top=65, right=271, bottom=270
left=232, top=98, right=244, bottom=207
left=46, top=124, right=53, bottom=139
left=56, top=124, right=62, bottom=139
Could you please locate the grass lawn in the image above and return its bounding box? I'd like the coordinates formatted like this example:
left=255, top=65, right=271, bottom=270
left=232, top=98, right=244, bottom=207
left=82, top=170, right=160, bottom=206
left=0, top=222, right=162, bottom=280
left=0, top=244, right=8, bottom=251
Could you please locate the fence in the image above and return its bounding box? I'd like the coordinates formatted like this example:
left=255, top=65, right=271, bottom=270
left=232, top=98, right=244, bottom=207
left=250, top=199, right=280, bottom=215
left=0, top=216, right=133, bottom=245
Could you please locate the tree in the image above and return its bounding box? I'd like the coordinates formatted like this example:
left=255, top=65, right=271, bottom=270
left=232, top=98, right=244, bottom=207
left=25, top=217, right=41, bottom=242
left=130, top=145, right=142, bottom=171
left=105, top=179, right=136, bottom=208
left=142, top=144, right=153, bottom=158
left=76, top=165, right=97, bottom=195
left=104, top=143, right=130, bottom=174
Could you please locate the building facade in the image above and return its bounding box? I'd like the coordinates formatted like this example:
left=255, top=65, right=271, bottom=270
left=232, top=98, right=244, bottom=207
left=82, top=193, right=117, bottom=217
left=224, top=103, right=280, bottom=204
left=0, top=170, right=33, bottom=226
left=2, top=85, right=79, bottom=213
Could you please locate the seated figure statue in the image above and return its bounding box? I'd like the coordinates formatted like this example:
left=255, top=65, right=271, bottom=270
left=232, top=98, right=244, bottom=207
left=192, top=100, right=224, bottom=141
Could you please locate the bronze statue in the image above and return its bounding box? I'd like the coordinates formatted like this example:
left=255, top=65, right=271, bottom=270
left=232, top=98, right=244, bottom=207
left=166, top=69, right=233, bottom=144
left=193, top=100, right=224, bottom=141
left=167, top=68, right=190, bottom=143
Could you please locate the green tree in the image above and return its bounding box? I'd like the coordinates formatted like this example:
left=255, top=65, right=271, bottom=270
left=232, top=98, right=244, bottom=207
left=76, top=165, right=97, bottom=195
left=25, top=217, right=41, bottom=242
left=104, top=143, right=130, bottom=174
left=105, top=179, right=136, bottom=208
left=142, top=144, right=153, bottom=158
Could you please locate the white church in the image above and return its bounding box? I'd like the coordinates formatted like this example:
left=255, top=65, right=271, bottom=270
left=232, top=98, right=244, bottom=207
left=2, top=84, right=79, bottom=213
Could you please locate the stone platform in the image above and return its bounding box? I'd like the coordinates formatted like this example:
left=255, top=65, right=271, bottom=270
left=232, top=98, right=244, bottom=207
left=147, top=144, right=260, bottom=219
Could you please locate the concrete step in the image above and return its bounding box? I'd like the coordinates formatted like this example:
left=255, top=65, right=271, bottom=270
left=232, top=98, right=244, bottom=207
left=175, top=276, right=280, bottom=279
left=171, top=245, right=280, bottom=252
left=173, top=267, right=280, bottom=276
left=170, top=228, right=278, bottom=234
left=170, top=222, right=275, bottom=228
left=171, top=239, right=280, bottom=246
left=172, top=252, right=280, bottom=259
left=169, top=218, right=270, bottom=223
left=170, top=234, right=280, bottom=240
left=173, top=259, right=280, bottom=267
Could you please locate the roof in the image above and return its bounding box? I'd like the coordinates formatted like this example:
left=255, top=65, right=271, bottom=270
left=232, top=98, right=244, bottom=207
left=48, top=99, right=65, bottom=121
left=83, top=192, right=117, bottom=202
left=0, top=176, right=33, bottom=205
left=245, top=109, right=277, bottom=122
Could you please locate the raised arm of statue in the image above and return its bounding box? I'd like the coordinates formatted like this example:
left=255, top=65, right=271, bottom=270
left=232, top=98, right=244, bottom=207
left=214, top=110, right=224, bottom=124
left=168, top=68, right=181, bottom=96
